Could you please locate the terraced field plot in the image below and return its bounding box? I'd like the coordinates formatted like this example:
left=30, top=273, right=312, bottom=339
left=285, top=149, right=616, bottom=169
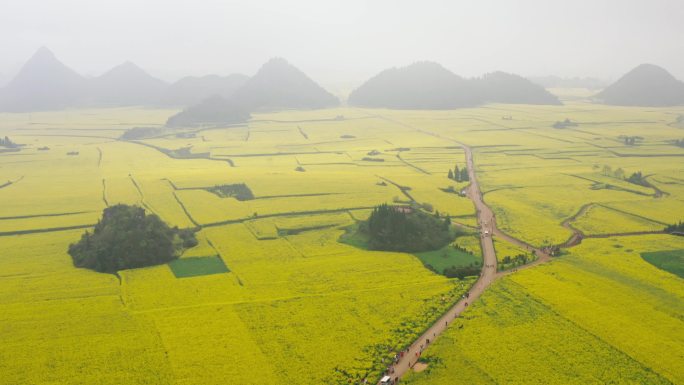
left=405, top=236, right=684, bottom=385
left=1, top=102, right=683, bottom=384
left=169, top=256, right=230, bottom=278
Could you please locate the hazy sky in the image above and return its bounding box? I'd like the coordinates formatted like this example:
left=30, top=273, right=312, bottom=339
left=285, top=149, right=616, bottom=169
left=1, top=0, right=683, bottom=86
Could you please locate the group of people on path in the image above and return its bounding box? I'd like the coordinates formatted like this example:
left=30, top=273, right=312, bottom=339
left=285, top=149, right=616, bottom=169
left=373, top=291, right=471, bottom=385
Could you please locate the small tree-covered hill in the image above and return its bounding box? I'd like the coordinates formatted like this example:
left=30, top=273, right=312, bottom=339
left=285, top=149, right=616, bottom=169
left=594, top=64, right=684, bottom=106
left=354, top=204, right=455, bottom=252
left=68, top=204, right=197, bottom=273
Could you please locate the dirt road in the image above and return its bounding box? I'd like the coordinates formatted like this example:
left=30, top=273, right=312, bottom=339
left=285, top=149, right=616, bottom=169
left=363, top=114, right=554, bottom=384
left=378, top=144, right=501, bottom=383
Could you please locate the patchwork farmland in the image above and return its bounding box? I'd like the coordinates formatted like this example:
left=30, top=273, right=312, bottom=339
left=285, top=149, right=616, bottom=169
left=0, top=103, right=683, bottom=384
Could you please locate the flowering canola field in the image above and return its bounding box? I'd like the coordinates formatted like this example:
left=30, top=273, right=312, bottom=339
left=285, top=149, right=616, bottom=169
left=0, top=102, right=683, bottom=384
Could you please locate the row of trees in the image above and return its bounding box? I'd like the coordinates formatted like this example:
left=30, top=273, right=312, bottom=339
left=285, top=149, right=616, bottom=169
left=207, top=183, right=254, bottom=201
left=501, top=253, right=530, bottom=265
left=448, top=164, right=469, bottom=182
left=618, top=135, right=643, bottom=145
left=665, top=221, right=684, bottom=233
left=625, top=171, right=649, bottom=187
left=0, top=136, right=18, bottom=148
left=600, top=165, right=649, bottom=187
left=443, top=264, right=480, bottom=279
left=552, top=118, right=578, bottom=129
left=600, top=165, right=625, bottom=179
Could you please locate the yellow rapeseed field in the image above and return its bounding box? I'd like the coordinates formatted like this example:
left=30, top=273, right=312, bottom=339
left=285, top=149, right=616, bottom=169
left=0, top=101, right=683, bottom=384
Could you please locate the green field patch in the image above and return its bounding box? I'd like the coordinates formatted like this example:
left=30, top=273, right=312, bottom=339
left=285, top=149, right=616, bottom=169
left=414, top=244, right=479, bottom=274
left=277, top=223, right=339, bottom=236
left=641, top=249, right=684, bottom=278
left=205, top=183, right=254, bottom=201
left=169, top=256, right=230, bottom=278
left=338, top=223, right=370, bottom=249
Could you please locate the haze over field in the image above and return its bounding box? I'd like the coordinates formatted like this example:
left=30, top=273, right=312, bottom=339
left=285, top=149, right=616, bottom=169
left=1, top=0, right=684, bottom=86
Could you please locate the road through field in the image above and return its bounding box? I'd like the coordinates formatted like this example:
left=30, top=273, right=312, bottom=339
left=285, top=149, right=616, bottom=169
left=378, top=144, right=500, bottom=383
left=374, top=133, right=557, bottom=384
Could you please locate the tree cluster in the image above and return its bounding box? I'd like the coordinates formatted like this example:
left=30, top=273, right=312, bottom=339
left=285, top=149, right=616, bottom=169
left=0, top=136, right=18, bottom=148
left=600, top=165, right=650, bottom=187
left=363, top=204, right=454, bottom=252
left=672, top=138, right=684, bottom=148
left=120, top=127, right=163, bottom=140
left=443, top=264, right=481, bottom=279
left=601, top=165, right=626, bottom=179
left=619, top=135, right=643, bottom=145
left=68, top=204, right=197, bottom=273
left=626, top=171, right=649, bottom=187
left=501, top=253, right=530, bottom=265
left=207, top=183, right=254, bottom=201
left=665, top=221, right=684, bottom=233
left=552, top=118, right=578, bottom=129
left=448, top=163, right=469, bottom=182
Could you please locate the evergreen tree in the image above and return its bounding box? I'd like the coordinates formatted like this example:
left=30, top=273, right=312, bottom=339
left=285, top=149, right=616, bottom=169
left=460, top=168, right=469, bottom=181
left=454, top=164, right=460, bottom=182
left=448, top=169, right=454, bottom=179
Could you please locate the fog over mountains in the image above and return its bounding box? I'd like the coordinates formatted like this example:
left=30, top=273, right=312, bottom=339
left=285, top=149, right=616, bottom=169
left=348, top=62, right=479, bottom=109
left=2, top=47, right=684, bottom=115
left=166, top=58, right=339, bottom=127
left=86, top=62, right=168, bottom=106
left=594, top=64, right=684, bottom=107
left=0, top=48, right=249, bottom=112
left=162, top=74, right=249, bottom=107
left=348, top=62, right=561, bottom=109
left=0, top=47, right=87, bottom=112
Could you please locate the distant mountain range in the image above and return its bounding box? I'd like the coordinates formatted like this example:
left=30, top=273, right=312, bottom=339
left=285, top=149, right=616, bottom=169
left=231, top=58, right=339, bottom=111
left=474, top=71, right=561, bottom=105
left=0, top=47, right=249, bottom=112
left=529, top=75, right=607, bottom=90
left=0, top=47, right=87, bottom=112
left=348, top=62, right=479, bottom=109
left=162, top=74, right=249, bottom=107
left=166, top=58, right=339, bottom=127
left=85, top=61, right=168, bottom=106
left=348, top=62, right=560, bottom=109
left=166, top=95, right=251, bottom=127
left=3, top=48, right=684, bottom=115
left=593, top=64, right=684, bottom=107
